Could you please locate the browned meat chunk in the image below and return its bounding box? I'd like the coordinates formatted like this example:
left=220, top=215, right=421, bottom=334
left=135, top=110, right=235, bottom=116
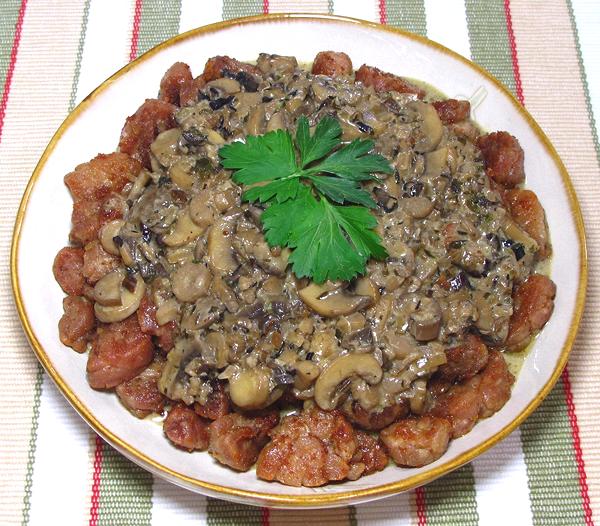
left=82, top=240, right=120, bottom=284
left=137, top=295, right=177, bottom=351
left=504, top=188, right=551, bottom=259
left=347, top=431, right=389, bottom=480
left=194, top=381, right=231, bottom=420
left=58, top=296, right=95, bottom=352
left=437, top=334, right=489, bottom=383
left=64, top=152, right=140, bottom=202
left=87, top=315, right=153, bottom=389
left=53, top=247, right=85, bottom=295
left=70, top=196, right=125, bottom=246
left=432, top=99, right=471, bottom=124
left=119, top=99, right=177, bottom=168
left=343, top=400, right=409, bottom=430
left=476, top=131, right=525, bottom=187
left=159, top=62, right=193, bottom=106
left=430, top=381, right=482, bottom=438
left=430, top=350, right=514, bottom=436
left=164, top=404, right=210, bottom=451
left=355, top=64, right=425, bottom=99
left=477, top=351, right=515, bottom=418
left=65, top=153, right=139, bottom=245
left=115, top=360, right=165, bottom=418
left=202, top=55, right=261, bottom=82
left=208, top=412, right=279, bottom=471
left=256, top=408, right=358, bottom=487
left=506, top=274, right=556, bottom=351
left=381, top=415, right=451, bottom=467
left=179, top=75, right=207, bottom=106
left=311, top=51, right=353, bottom=77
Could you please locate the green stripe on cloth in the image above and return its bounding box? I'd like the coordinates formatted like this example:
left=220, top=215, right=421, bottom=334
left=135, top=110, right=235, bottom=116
left=464, top=0, right=516, bottom=94
left=424, top=464, right=479, bottom=525
left=137, top=0, right=182, bottom=55
left=21, top=2, right=91, bottom=523
left=385, top=0, right=426, bottom=36
left=68, top=0, right=91, bottom=124
left=20, top=366, right=43, bottom=526
left=521, top=386, right=588, bottom=525
left=222, top=0, right=263, bottom=20
left=97, top=444, right=153, bottom=525
left=465, top=1, right=588, bottom=524
left=0, top=0, right=22, bottom=96
left=565, top=0, right=600, bottom=164
left=207, top=498, right=264, bottom=525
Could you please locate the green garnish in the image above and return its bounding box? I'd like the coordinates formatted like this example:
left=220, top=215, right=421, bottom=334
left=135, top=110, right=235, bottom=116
left=219, top=116, right=393, bottom=283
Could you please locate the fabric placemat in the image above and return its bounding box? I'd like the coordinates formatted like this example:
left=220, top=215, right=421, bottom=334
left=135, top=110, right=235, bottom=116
left=0, top=1, right=598, bottom=524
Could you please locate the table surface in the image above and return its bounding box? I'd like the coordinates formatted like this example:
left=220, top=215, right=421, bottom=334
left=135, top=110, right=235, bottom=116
left=1, top=0, right=599, bottom=524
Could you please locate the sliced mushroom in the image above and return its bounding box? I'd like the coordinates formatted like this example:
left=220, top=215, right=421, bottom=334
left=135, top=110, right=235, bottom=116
left=99, top=220, right=125, bottom=256
left=409, top=297, right=442, bottom=341
left=228, top=366, right=272, bottom=409
left=207, top=217, right=239, bottom=275
left=162, top=208, right=206, bottom=247
left=410, top=101, right=443, bottom=153
left=94, top=273, right=145, bottom=323
left=314, top=354, right=383, bottom=410
left=127, top=169, right=151, bottom=201
left=503, top=218, right=538, bottom=252
left=150, top=128, right=182, bottom=167
left=246, top=104, right=265, bottom=135
left=424, top=147, right=448, bottom=177
left=155, top=298, right=179, bottom=325
left=169, top=158, right=195, bottom=189
left=172, top=262, right=212, bottom=303
left=336, top=312, right=366, bottom=337
left=233, top=225, right=289, bottom=276
left=180, top=299, right=224, bottom=331
left=266, top=111, right=285, bottom=132
left=294, top=361, right=321, bottom=390
left=189, top=192, right=217, bottom=230
left=401, top=196, right=434, bottom=219
left=206, top=77, right=241, bottom=93
left=298, top=278, right=377, bottom=318
left=93, top=268, right=126, bottom=306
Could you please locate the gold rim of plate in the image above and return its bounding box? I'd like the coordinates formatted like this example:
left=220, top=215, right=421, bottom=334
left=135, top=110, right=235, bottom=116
left=10, top=13, right=588, bottom=507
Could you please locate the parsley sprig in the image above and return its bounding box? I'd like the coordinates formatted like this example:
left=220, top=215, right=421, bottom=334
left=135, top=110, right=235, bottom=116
left=219, top=116, right=393, bottom=283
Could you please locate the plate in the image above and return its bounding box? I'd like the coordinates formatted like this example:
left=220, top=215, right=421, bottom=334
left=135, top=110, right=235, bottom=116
left=11, top=13, right=587, bottom=508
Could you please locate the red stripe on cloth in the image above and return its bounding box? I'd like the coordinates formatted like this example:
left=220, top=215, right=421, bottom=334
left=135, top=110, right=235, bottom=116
left=263, top=0, right=269, bottom=15
left=504, top=2, right=592, bottom=522
left=261, top=507, right=270, bottom=525
left=0, top=0, right=27, bottom=143
left=415, top=487, right=427, bottom=525
left=562, top=368, right=594, bottom=525
left=503, top=0, right=524, bottom=104
left=88, top=436, right=104, bottom=526
left=378, top=0, right=387, bottom=25
left=129, top=0, right=143, bottom=62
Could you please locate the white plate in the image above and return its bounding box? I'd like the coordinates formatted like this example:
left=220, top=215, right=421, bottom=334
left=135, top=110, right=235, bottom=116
left=11, top=13, right=587, bottom=509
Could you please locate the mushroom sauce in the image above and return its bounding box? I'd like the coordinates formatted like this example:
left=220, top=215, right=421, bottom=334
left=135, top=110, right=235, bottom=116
left=54, top=52, right=555, bottom=483
left=118, top=56, right=537, bottom=414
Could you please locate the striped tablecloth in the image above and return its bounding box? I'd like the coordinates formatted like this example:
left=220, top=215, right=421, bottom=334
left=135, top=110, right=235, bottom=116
left=1, top=1, right=598, bottom=524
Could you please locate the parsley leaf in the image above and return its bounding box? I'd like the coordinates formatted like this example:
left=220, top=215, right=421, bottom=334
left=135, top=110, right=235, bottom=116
left=220, top=130, right=296, bottom=185
left=296, top=116, right=342, bottom=167
left=219, top=116, right=392, bottom=282
left=286, top=195, right=367, bottom=283
left=243, top=178, right=303, bottom=204
left=307, top=176, right=376, bottom=208
left=305, top=139, right=394, bottom=181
